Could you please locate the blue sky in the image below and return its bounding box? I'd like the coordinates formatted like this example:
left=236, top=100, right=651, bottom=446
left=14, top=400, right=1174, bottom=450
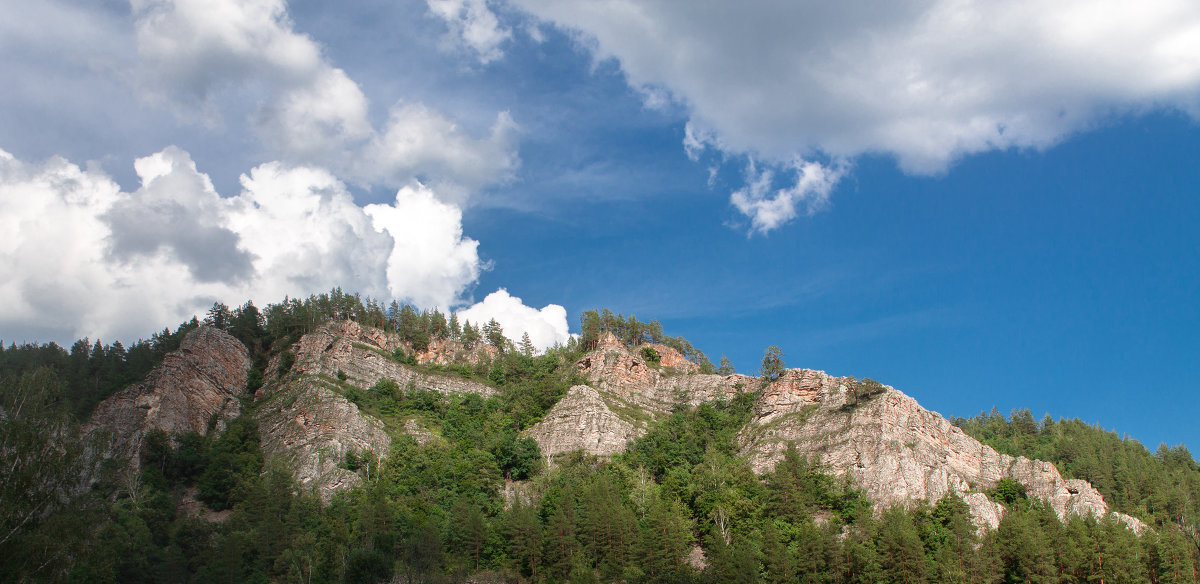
left=2, top=0, right=1198, bottom=453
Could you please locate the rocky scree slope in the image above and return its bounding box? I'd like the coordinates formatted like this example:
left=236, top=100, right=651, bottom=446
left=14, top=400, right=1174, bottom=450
left=87, top=327, right=251, bottom=470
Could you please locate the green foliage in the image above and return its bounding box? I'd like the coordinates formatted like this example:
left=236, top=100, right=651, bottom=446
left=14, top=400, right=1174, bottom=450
left=640, top=346, right=661, bottom=365
left=276, top=350, right=295, bottom=376
left=0, top=318, right=200, bottom=420
left=196, top=416, right=264, bottom=510
left=0, top=367, right=104, bottom=581
left=620, top=391, right=758, bottom=482
left=954, top=408, right=1200, bottom=530
left=759, top=345, right=785, bottom=385
left=989, top=477, right=1028, bottom=505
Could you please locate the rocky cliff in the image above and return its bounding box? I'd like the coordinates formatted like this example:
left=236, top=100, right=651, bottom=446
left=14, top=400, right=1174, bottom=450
left=527, top=334, right=1144, bottom=531
left=92, top=321, right=1147, bottom=532
left=87, top=327, right=250, bottom=469
left=737, top=368, right=1146, bottom=531
left=265, top=320, right=496, bottom=398
left=255, top=376, right=391, bottom=501
left=253, top=321, right=495, bottom=499
left=525, top=333, right=748, bottom=459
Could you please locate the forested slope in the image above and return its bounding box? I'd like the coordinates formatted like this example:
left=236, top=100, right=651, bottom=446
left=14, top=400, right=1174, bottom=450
left=1, top=291, right=1197, bottom=582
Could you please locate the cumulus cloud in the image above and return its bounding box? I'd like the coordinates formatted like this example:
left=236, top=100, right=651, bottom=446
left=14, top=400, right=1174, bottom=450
left=0, top=146, right=487, bottom=343
left=131, top=0, right=516, bottom=198
left=506, top=0, right=1200, bottom=229
left=455, top=289, right=570, bottom=352
left=105, top=146, right=254, bottom=283
left=357, top=103, right=520, bottom=205
left=427, top=0, right=512, bottom=63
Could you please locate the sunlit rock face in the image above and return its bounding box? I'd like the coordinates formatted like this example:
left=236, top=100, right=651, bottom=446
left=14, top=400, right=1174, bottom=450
left=737, top=370, right=1147, bottom=532
left=253, top=321, right=494, bottom=500
left=95, top=321, right=1147, bottom=533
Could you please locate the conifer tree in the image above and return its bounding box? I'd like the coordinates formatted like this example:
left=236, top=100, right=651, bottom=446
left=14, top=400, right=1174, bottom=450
left=519, top=332, right=535, bottom=356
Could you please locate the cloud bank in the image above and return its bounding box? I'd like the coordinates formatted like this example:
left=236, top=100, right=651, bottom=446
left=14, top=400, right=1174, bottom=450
left=508, top=0, right=1200, bottom=231
left=0, top=147, right=482, bottom=344
left=131, top=0, right=518, bottom=200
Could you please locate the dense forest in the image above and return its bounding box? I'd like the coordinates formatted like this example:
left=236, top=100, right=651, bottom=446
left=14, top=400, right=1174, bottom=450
left=2, top=289, right=1198, bottom=582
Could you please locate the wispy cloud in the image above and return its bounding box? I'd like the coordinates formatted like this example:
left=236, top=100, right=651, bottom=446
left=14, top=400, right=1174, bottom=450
left=506, top=0, right=1200, bottom=229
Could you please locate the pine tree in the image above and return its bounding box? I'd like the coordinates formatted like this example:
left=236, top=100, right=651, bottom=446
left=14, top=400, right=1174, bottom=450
left=519, top=332, right=536, bottom=356
left=759, top=345, right=785, bottom=385
left=717, top=355, right=735, bottom=375
left=483, top=319, right=505, bottom=349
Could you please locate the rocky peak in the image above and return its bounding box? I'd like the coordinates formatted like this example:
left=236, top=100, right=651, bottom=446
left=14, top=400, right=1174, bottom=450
left=527, top=339, right=749, bottom=461
left=87, top=327, right=250, bottom=469
left=260, top=321, right=496, bottom=399
left=254, top=322, right=494, bottom=500
left=738, top=369, right=1147, bottom=532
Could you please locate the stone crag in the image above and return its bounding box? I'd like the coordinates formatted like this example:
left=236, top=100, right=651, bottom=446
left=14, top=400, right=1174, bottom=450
left=526, top=333, right=749, bottom=460
left=255, top=377, right=391, bottom=501
left=528, top=334, right=1146, bottom=531
left=93, top=321, right=1149, bottom=533
left=263, top=320, right=496, bottom=399
left=87, top=327, right=251, bottom=469
left=737, top=368, right=1147, bottom=532
left=253, top=321, right=496, bottom=499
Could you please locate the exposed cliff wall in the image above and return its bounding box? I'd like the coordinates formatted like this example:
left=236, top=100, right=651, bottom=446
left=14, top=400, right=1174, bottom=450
left=87, top=327, right=250, bottom=468
left=575, top=332, right=744, bottom=414
left=532, top=335, right=1146, bottom=532
left=261, top=321, right=496, bottom=399
left=738, top=369, right=1147, bottom=532
left=527, top=333, right=746, bottom=460
left=255, top=377, right=391, bottom=501
left=254, top=322, right=495, bottom=499
left=524, top=384, right=641, bottom=460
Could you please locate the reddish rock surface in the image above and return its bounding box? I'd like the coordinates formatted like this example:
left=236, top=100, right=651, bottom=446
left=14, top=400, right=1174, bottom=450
left=87, top=327, right=250, bottom=468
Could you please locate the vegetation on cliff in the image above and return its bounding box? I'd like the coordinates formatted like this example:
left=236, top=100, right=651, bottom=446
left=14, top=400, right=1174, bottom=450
left=1, top=291, right=1198, bottom=582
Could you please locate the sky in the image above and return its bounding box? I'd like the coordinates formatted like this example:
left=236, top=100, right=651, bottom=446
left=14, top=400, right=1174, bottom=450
left=2, top=0, right=1198, bottom=453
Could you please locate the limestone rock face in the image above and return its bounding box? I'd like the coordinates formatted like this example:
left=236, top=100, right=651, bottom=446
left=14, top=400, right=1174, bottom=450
left=575, top=332, right=746, bottom=414
left=738, top=369, right=1147, bottom=532
left=255, top=377, right=391, bottom=501
left=262, top=321, right=496, bottom=399
left=528, top=335, right=748, bottom=460
left=254, top=322, right=493, bottom=499
left=525, top=385, right=641, bottom=459
left=88, top=327, right=250, bottom=468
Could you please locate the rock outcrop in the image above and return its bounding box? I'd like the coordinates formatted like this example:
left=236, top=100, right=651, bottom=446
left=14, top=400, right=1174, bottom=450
left=87, top=327, right=250, bottom=468
left=532, top=336, right=1147, bottom=532
left=525, top=385, right=641, bottom=460
left=527, top=333, right=747, bottom=459
left=575, top=332, right=746, bottom=413
left=255, top=377, right=391, bottom=501
left=253, top=321, right=494, bottom=499
left=738, top=369, right=1147, bottom=532
left=264, top=321, right=496, bottom=398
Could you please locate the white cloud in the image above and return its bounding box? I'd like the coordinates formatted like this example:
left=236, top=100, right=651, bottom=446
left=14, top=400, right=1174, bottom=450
left=131, top=0, right=516, bottom=198
left=0, top=146, right=488, bottom=344
left=730, top=159, right=846, bottom=235
left=455, top=288, right=570, bottom=351
left=365, top=183, right=482, bottom=308
left=506, top=0, right=1200, bottom=227
left=427, top=0, right=512, bottom=64
left=357, top=103, right=520, bottom=205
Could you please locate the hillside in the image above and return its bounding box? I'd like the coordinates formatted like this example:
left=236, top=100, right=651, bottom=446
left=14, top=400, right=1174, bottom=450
left=1, top=295, right=1197, bottom=583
